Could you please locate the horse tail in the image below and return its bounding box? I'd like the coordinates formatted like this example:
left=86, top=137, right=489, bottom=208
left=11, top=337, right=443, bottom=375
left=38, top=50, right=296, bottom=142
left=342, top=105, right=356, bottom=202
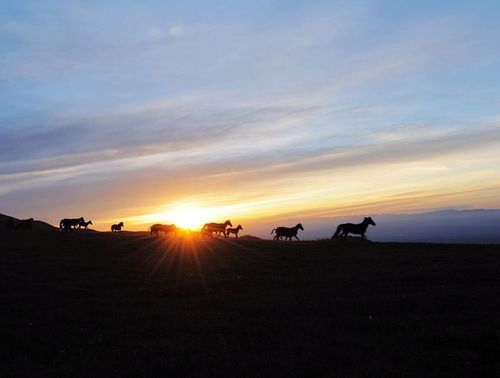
left=331, top=225, right=343, bottom=239
left=271, top=228, right=276, bottom=234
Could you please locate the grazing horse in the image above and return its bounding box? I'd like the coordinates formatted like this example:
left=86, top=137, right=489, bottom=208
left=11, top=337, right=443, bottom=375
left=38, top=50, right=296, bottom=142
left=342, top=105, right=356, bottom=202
left=60, top=217, right=84, bottom=231
left=111, top=222, right=124, bottom=232
left=271, top=223, right=304, bottom=241
left=331, top=217, right=376, bottom=241
left=16, top=218, right=34, bottom=231
left=149, top=224, right=177, bottom=237
left=225, top=225, right=243, bottom=238
left=79, top=220, right=93, bottom=229
left=201, top=220, right=232, bottom=239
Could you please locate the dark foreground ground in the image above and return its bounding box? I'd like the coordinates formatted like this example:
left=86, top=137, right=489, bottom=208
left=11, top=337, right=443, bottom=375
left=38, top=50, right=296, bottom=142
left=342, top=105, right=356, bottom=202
left=1, top=232, right=499, bottom=377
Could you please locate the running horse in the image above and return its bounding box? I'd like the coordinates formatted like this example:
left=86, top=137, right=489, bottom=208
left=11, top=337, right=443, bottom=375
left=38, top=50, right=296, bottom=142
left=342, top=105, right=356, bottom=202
left=331, top=217, right=376, bottom=241
left=60, top=217, right=84, bottom=231
left=79, top=220, right=93, bottom=229
left=111, top=222, right=124, bottom=232
left=271, top=223, right=304, bottom=241
left=201, top=220, right=232, bottom=239
left=225, top=225, right=243, bottom=238
left=149, top=224, right=176, bottom=237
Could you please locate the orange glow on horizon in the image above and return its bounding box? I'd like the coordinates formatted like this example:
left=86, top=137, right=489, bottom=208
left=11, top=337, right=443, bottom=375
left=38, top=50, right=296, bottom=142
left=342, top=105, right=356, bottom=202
left=114, top=201, right=251, bottom=231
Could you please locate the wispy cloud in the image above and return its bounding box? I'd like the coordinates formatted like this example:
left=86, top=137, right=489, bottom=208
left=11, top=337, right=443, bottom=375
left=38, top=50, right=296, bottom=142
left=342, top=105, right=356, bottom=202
left=147, top=25, right=184, bottom=41
left=1, top=1, right=500, bottom=229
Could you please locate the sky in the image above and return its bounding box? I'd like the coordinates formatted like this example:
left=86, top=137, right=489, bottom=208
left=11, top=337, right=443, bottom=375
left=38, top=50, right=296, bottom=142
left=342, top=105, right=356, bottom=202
left=1, top=0, right=500, bottom=237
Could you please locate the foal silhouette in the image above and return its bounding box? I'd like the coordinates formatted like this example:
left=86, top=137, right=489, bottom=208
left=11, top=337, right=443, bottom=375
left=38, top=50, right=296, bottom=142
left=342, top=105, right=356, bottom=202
left=225, top=225, right=243, bottom=238
left=79, top=220, right=93, bottom=229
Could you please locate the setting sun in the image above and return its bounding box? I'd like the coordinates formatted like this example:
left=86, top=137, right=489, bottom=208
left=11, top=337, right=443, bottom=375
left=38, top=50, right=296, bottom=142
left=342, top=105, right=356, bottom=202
left=165, top=205, right=206, bottom=230
left=154, top=202, right=236, bottom=231
left=109, top=201, right=251, bottom=232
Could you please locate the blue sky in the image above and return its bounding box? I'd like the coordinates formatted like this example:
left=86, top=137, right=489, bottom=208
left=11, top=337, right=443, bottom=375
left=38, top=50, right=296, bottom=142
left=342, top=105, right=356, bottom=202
left=1, top=0, right=500, bottom=235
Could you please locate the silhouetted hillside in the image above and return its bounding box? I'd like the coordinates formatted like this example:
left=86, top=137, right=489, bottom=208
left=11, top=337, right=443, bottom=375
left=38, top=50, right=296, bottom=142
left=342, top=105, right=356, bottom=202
left=0, top=213, right=58, bottom=232
left=238, top=235, right=262, bottom=240
left=1, top=232, right=499, bottom=377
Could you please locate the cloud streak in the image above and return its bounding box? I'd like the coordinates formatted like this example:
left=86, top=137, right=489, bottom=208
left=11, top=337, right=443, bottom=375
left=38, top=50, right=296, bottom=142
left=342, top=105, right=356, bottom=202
left=1, top=1, right=500, bottom=230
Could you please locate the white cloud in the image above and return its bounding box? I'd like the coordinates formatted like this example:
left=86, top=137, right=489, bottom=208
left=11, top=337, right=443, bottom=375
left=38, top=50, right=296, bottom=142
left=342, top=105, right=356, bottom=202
left=146, top=27, right=164, bottom=41
left=145, top=25, right=183, bottom=42
left=168, top=25, right=183, bottom=38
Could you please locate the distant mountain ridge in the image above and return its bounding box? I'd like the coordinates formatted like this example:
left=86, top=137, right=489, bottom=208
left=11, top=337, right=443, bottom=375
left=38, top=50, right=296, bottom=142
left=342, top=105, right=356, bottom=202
left=372, top=209, right=500, bottom=244
left=0, top=213, right=58, bottom=232
left=302, top=209, right=500, bottom=244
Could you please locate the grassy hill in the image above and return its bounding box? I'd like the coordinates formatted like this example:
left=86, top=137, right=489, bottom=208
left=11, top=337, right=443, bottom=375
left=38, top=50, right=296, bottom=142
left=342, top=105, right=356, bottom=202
left=1, top=232, right=499, bottom=376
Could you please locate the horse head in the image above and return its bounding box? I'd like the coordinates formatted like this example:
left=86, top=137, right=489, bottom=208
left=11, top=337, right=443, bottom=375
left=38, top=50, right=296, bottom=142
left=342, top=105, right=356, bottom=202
left=119, top=222, right=124, bottom=227
left=237, top=225, right=242, bottom=231
left=225, top=220, right=232, bottom=227
left=79, top=217, right=84, bottom=221
left=89, top=220, right=93, bottom=225
left=297, top=223, right=304, bottom=230
left=365, top=217, right=376, bottom=226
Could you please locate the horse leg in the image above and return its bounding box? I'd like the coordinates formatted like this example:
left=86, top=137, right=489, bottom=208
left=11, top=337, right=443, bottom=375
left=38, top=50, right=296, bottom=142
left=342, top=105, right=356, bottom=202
left=294, top=235, right=300, bottom=240
left=331, top=225, right=343, bottom=239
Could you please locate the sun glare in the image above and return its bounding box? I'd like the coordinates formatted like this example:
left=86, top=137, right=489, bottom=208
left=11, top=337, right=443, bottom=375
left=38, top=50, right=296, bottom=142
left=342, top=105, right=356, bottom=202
left=167, top=206, right=205, bottom=230
left=155, top=202, right=229, bottom=231
left=121, top=201, right=250, bottom=231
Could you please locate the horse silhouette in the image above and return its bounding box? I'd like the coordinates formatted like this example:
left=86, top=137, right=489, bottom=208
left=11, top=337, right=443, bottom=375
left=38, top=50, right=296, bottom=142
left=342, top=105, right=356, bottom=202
left=111, top=222, right=124, bottom=232
left=225, top=225, right=243, bottom=238
left=149, top=224, right=176, bottom=236
left=16, top=218, right=34, bottom=231
left=331, top=217, right=376, bottom=241
left=78, top=220, right=93, bottom=229
left=271, top=223, right=304, bottom=241
left=60, top=217, right=84, bottom=231
left=200, top=227, right=214, bottom=238
left=201, top=220, right=232, bottom=239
